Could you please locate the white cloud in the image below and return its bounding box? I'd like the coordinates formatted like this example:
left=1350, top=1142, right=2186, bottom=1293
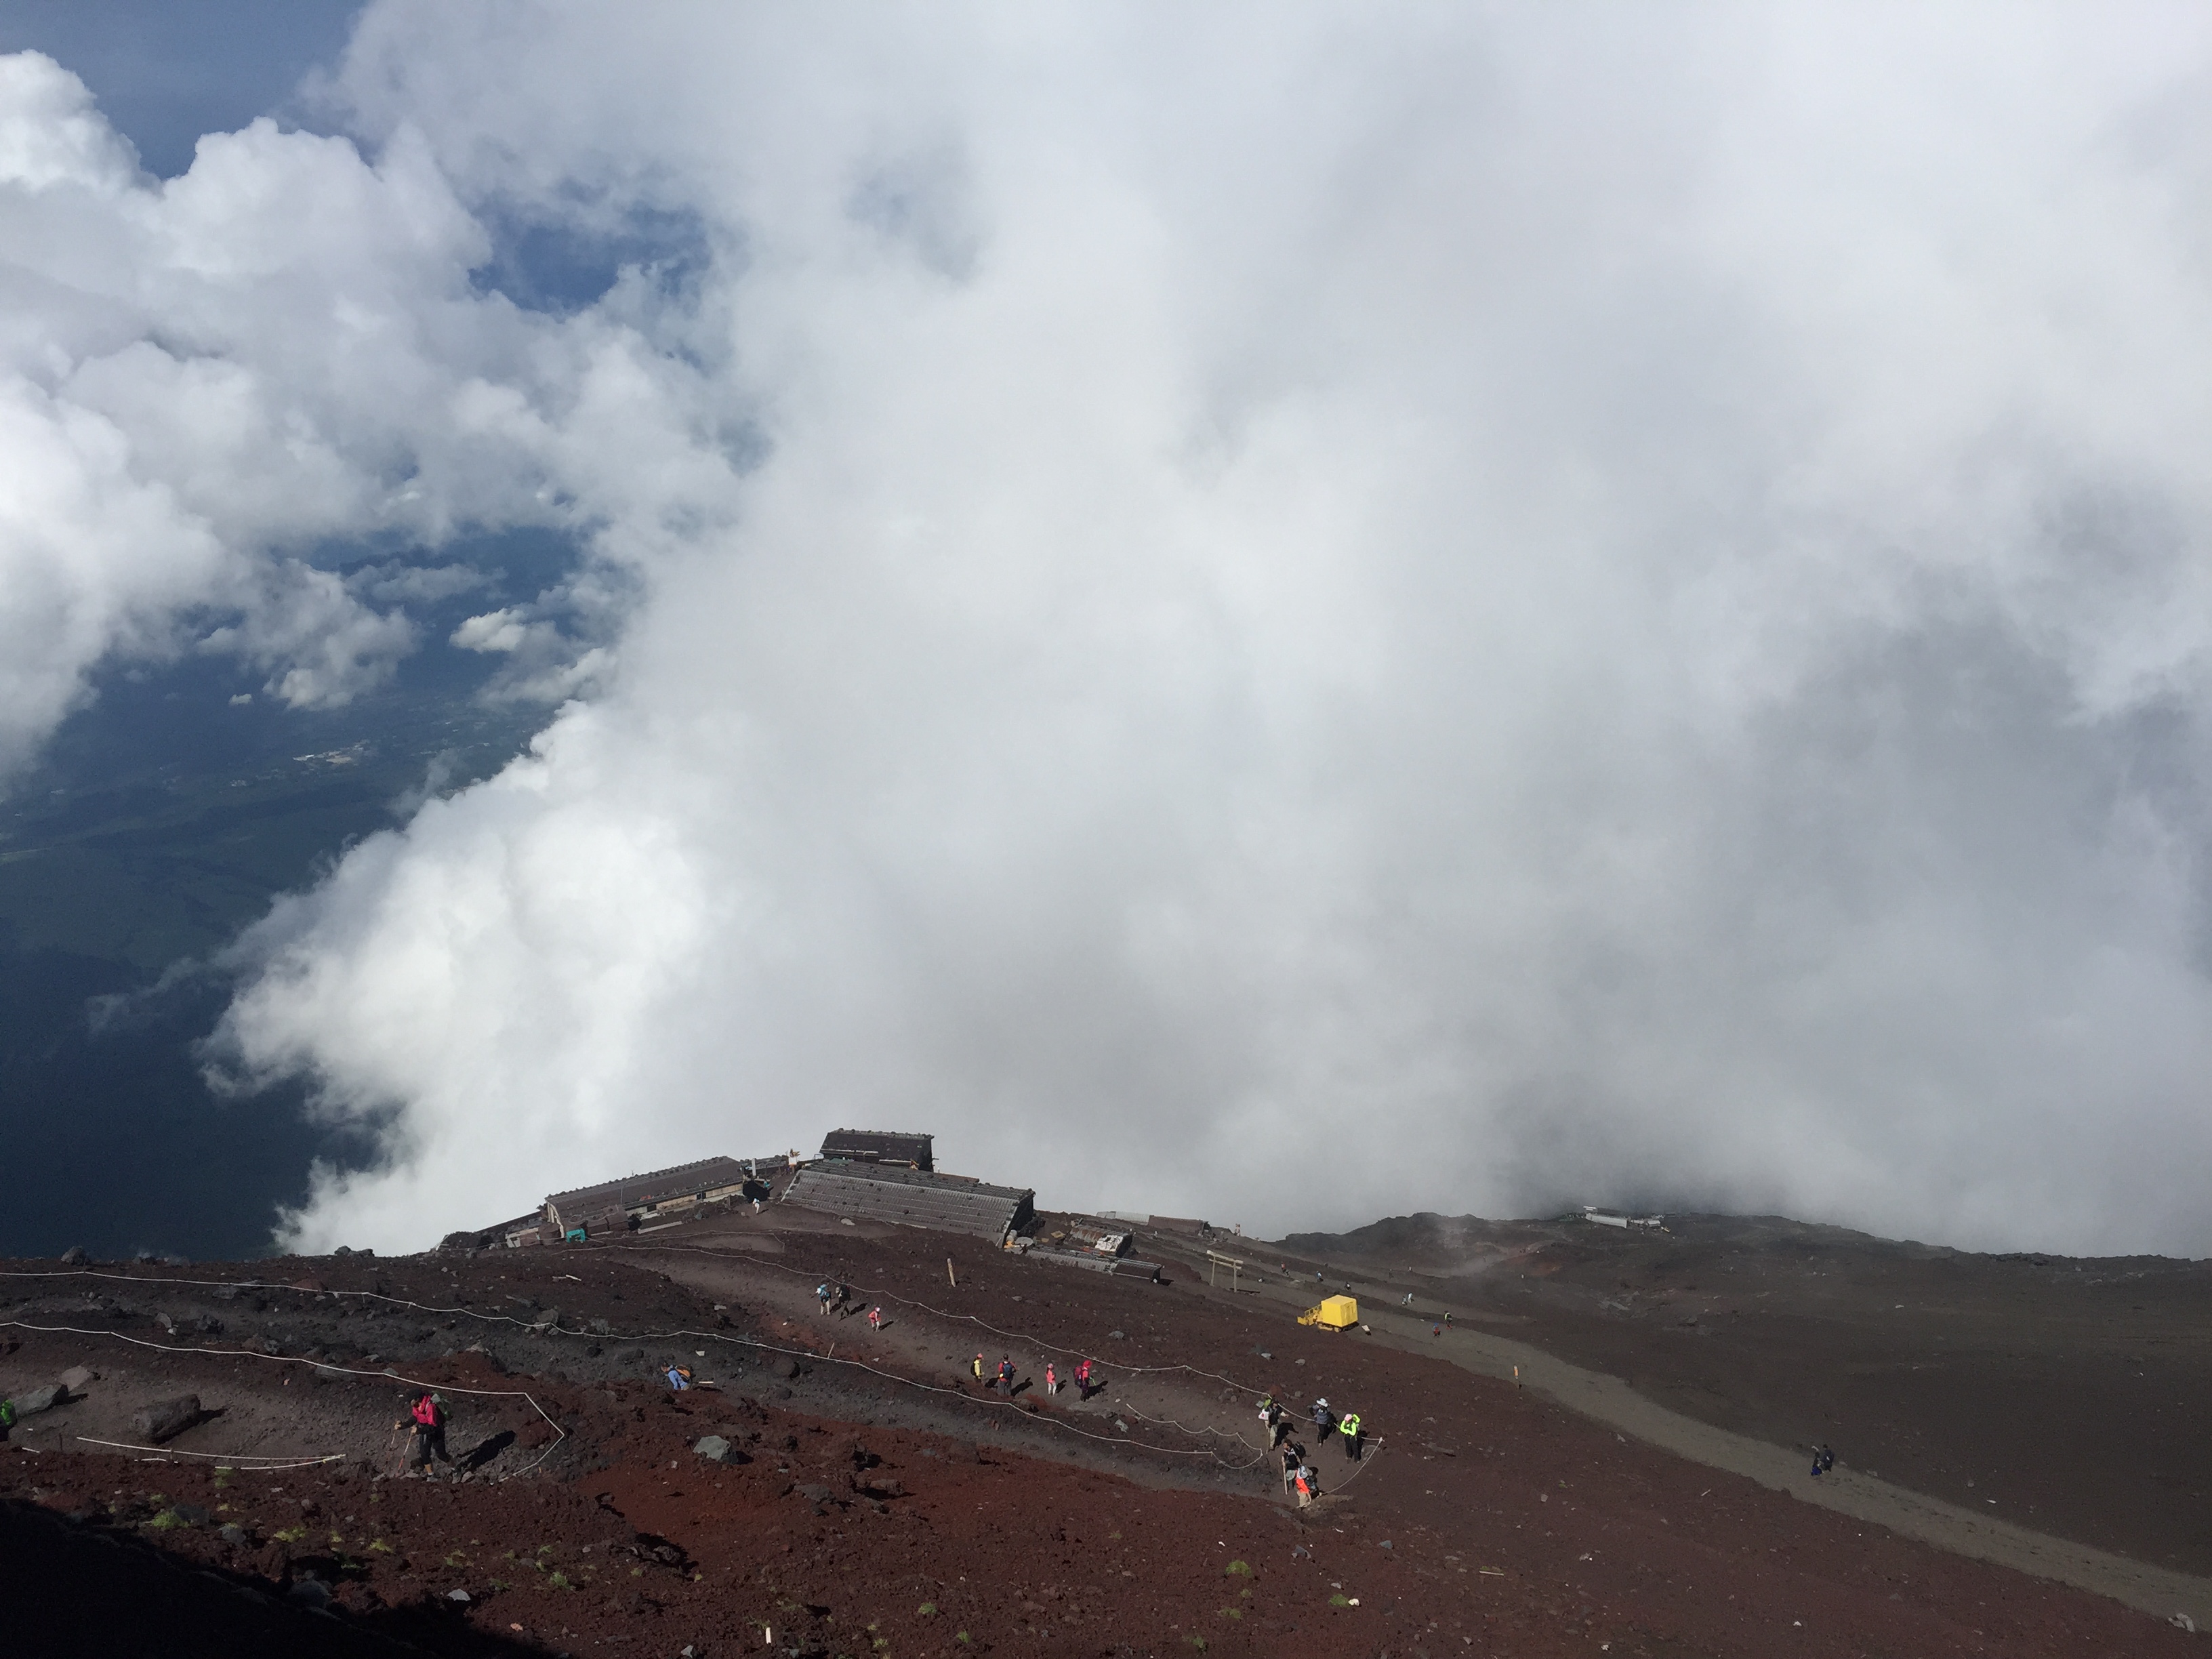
left=14, top=12, right=2212, bottom=1256
left=0, top=46, right=723, bottom=775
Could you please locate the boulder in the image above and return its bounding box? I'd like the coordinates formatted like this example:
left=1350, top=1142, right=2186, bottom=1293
left=693, top=1435, right=733, bottom=1463
left=58, top=1246, right=86, bottom=1265
left=131, top=1395, right=203, bottom=1443
left=218, top=1523, right=248, bottom=1547
left=58, top=1366, right=97, bottom=1391
left=14, top=1385, right=62, bottom=1417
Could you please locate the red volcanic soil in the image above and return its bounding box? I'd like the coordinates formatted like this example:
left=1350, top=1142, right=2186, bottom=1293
left=2, top=1202, right=2202, bottom=1658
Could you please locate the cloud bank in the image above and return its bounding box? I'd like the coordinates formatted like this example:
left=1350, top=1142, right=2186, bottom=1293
left=8, top=7, right=2212, bottom=1255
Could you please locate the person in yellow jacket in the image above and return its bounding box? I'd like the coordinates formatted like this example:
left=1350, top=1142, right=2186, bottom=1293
left=1339, top=1410, right=1364, bottom=1462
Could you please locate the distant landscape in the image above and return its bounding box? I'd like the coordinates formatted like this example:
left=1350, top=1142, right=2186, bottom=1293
left=0, top=533, right=572, bottom=1261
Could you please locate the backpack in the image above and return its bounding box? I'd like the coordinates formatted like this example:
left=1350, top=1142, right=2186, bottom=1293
left=412, top=1395, right=441, bottom=1427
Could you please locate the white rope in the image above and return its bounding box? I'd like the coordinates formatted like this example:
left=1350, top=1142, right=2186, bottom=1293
left=73, top=1437, right=342, bottom=1470
left=610, top=1241, right=1287, bottom=1395
left=0, top=1319, right=566, bottom=1481
left=3, top=1250, right=1347, bottom=1476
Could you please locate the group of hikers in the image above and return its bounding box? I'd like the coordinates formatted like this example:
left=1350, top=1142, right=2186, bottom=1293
left=817, top=1281, right=890, bottom=1332
left=968, top=1351, right=1099, bottom=1399
left=1259, top=1392, right=1367, bottom=1506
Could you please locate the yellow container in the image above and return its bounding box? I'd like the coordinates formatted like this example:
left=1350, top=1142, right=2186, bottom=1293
left=1297, top=1294, right=1359, bottom=1330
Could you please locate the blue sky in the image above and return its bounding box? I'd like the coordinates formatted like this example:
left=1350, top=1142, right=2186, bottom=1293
left=0, top=0, right=359, bottom=176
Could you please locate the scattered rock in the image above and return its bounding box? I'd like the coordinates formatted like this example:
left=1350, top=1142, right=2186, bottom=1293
left=218, top=1523, right=248, bottom=1547
left=14, top=1385, right=62, bottom=1416
left=448, top=1588, right=473, bottom=1603
left=173, top=1503, right=209, bottom=1526
left=131, top=1395, right=203, bottom=1443
left=58, top=1246, right=86, bottom=1265
left=2174, top=1613, right=2198, bottom=1633
left=590, top=1318, right=613, bottom=1336
left=288, top=1578, right=333, bottom=1609
left=693, top=1435, right=733, bottom=1463
left=769, top=1356, right=800, bottom=1380
left=796, top=1482, right=834, bottom=1504
left=58, top=1366, right=97, bottom=1391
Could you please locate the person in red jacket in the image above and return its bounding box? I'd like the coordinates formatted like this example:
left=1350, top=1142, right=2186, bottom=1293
left=398, top=1391, right=453, bottom=1475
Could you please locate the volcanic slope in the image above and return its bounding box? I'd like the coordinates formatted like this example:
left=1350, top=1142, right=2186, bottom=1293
left=1275, top=1209, right=2212, bottom=1580
left=0, top=1200, right=2194, bottom=1658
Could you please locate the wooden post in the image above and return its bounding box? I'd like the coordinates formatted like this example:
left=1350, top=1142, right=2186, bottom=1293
left=947, top=1258, right=958, bottom=1288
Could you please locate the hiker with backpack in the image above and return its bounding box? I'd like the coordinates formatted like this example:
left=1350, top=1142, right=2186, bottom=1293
left=398, top=1391, right=453, bottom=1476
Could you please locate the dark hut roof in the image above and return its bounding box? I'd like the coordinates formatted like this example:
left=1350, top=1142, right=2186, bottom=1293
left=546, top=1155, right=759, bottom=1220
left=817, top=1128, right=935, bottom=1170
left=784, top=1161, right=1031, bottom=1241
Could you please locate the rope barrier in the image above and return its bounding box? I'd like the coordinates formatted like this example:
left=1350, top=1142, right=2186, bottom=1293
left=606, top=1240, right=1285, bottom=1397
left=73, top=1437, right=344, bottom=1470
left=2, top=1244, right=1381, bottom=1482
left=0, top=1319, right=567, bottom=1481
left=0, top=1303, right=1262, bottom=1472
